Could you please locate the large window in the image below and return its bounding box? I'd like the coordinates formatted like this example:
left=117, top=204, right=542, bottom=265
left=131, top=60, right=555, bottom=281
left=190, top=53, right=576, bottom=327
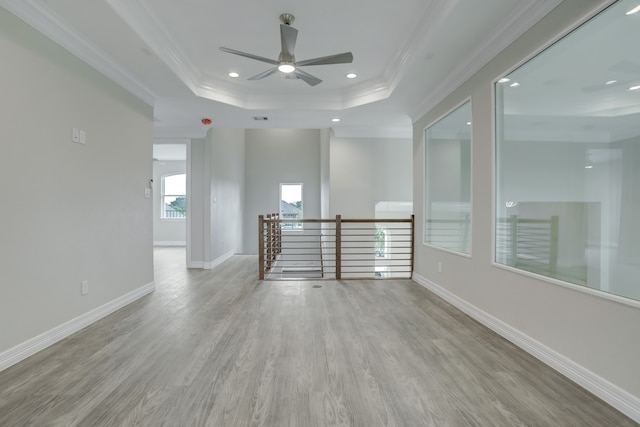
left=424, top=100, right=472, bottom=254
left=161, top=173, right=186, bottom=219
left=280, top=183, right=303, bottom=229
left=495, top=0, right=640, bottom=301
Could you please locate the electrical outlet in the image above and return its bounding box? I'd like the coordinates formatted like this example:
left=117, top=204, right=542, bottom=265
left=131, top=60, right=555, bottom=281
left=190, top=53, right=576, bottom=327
left=81, top=280, right=89, bottom=296
left=437, top=262, right=442, bottom=273
left=72, top=128, right=80, bottom=143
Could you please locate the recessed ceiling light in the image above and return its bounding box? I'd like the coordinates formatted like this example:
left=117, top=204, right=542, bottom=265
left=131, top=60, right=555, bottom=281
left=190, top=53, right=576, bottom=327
left=498, top=77, right=511, bottom=83
left=331, top=118, right=341, bottom=122
left=228, top=72, right=239, bottom=78
left=629, top=85, right=640, bottom=91
left=626, top=5, right=640, bottom=15
left=466, top=122, right=471, bottom=126
left=605, top=80, right=618, bottom=85
left=510, top=82, right=520, bottom=87
left=346, top=73, right=357, bottom=79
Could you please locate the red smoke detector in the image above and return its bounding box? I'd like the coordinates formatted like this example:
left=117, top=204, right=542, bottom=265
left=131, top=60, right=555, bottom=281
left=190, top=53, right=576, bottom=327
left=201, top=118, right=212, bottom=125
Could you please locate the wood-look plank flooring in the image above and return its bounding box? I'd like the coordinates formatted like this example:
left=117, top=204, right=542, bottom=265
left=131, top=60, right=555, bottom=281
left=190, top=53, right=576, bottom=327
left=0, top=247, right=636, bottom=426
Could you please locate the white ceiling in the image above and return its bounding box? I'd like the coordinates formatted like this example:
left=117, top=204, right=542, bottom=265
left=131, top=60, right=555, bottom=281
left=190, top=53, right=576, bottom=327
left=1, top=0, right=563, bottom=139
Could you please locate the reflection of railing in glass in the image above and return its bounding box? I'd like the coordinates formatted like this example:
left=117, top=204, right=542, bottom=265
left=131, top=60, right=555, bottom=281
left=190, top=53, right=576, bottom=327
left=425, top=213, right=470, bottom=253
left=496, top=215, right=559, bottom=276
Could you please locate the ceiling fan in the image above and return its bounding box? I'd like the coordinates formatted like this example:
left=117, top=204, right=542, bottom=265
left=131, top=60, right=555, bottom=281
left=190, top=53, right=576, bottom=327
left=219, top=13, right=353, bottom=86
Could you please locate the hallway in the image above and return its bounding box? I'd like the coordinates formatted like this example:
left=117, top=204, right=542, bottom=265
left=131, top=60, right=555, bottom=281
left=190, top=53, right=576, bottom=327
left=0, top=247, right=635, bottom=426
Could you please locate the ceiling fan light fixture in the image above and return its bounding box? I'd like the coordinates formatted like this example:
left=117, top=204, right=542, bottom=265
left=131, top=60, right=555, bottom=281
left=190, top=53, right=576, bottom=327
left=278, top=63, right=296, bottom=73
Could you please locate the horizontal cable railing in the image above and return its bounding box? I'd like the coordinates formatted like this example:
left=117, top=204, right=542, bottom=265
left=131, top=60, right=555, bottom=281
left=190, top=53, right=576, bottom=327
left=258, top=214, right=414, bottom=280
left=425, top=214, right=470, bottom=253
left=496, top=215, right=559, bottom=274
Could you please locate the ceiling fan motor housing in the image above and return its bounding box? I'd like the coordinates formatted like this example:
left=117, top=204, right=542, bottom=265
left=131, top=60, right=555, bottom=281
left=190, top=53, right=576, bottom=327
left=280, top=13, right=295, bottom=25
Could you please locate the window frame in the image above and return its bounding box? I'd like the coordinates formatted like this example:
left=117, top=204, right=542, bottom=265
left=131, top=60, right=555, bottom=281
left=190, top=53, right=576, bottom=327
left=160, top=173, right=187, bottom=220
left=422, top=98, right=473, bottom=257
left=279, top=183, right=304, bottom=231
left=490, top=0, right=640, bottom=307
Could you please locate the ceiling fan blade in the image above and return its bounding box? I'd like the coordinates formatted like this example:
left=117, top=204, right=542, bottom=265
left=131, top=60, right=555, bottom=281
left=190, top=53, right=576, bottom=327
left=294, top=68, right=322, bottom=86
left=297, top=52, right=353, bottom=67
left=280, top=24, right=298, bottom=59
left=248, top=67, right=279, bottom=81
left=219, top=47, right=278, bottom=65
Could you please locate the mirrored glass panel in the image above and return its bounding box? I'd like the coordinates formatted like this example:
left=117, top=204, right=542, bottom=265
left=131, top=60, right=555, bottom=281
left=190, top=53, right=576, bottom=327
left=424, top=101, right=472, bottom=254
left=495, top=0, right=640, bottom=301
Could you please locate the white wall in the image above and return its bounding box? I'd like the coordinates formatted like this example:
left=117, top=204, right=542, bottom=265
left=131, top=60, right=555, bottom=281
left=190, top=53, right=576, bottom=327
left=330, top=137, right=412, bottom=218
left=188, top=130, right=245, bottom=267
left=320, top=128, right=331, bottom=219
left=208, top=128, right=245, bottom=261
left=153, top=160, right=186, bottom=245
left=188, top=138, right=206, bottom=266
left=243, top=129, right=321, bottom=254
left=0, top=8, right=154, bottom=358
left=412, top=0, right=640, bottom=417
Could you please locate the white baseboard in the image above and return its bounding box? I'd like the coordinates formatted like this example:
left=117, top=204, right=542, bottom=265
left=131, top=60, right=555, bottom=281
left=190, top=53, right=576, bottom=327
left=153, top=241, right=186, bottom=246
left=412, top=273, right=640, bottom=424
left=204, top=251, right=235, bottom=270
left=187, top=261, right=204, bottom=268
left=187, top=251, right=235, bottom=270
left=0, top=281, right=155, bottom=373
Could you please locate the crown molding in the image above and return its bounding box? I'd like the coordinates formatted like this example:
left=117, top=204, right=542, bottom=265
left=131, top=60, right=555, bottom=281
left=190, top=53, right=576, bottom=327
left=106, top=0, right=202, bottom=94
left=332, top=125, right=412, bottom=139
left=0, top=0, right=158, bottom=106
left=105, top=0, right=461, bottom=112
left=337, top=0, right=458, bottom=111
left=409, top=0, right=563, bottom=122
left=383, top=0, right=458, bottom=95
left=107, top=0, right=390, bottom=110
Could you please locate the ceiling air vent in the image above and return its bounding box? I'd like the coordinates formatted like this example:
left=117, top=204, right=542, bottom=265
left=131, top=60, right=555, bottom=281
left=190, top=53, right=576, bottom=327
left=253, top=116, right=269, bottom=121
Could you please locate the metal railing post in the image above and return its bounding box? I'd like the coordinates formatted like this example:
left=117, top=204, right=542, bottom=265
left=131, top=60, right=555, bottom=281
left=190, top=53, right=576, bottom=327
left=258, top=215, right=265, bottom=280
left=336, top=214, right=342, bottom=280
left=509, top=214, right=518, bottom=266
left=410, top=214, right=415, bottom=275
left=549, top=215, right=559, bottom=274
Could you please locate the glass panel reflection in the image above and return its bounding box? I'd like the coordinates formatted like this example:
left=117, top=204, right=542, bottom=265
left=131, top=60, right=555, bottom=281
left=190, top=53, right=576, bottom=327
left=424, top=101, right=472, bottom=254
left=495, top=0, right=640, bottom=301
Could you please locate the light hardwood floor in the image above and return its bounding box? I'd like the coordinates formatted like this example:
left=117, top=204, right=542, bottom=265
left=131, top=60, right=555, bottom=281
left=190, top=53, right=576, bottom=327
left=0, top=247, right=636, bottom=426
